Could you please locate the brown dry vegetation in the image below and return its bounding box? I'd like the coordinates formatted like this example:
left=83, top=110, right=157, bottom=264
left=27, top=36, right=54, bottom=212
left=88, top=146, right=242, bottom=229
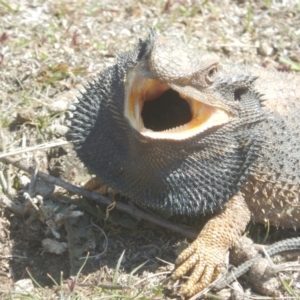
left=0, top=0, right=300, bottom=299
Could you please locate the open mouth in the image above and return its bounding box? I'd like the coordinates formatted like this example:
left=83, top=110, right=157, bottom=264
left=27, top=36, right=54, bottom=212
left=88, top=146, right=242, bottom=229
left=124, top=70, right=231, bottom=140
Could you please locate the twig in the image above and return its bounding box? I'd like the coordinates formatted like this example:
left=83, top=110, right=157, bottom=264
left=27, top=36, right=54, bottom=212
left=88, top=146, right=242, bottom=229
left=28, top=157, right=39, bottom=196
left=0, top=194, right=24, bottom=215
left=210, top=43, right=257, bottom=48
left=0, top=271, right=10, bottom=277
left=0, top=169, right=7, bottom=192
left=0, top=156, right=197, bottom=239
left=0, top=124, right=11, bottom=194
left=131, top=271, right=171, bottom=287
left=78, top=283, right=130, bottom=290
left=0, top=140, right=69, bottom=158
left=0, top=255, right=27, bottom=259
left=23, top=193, right=40, bottom=211
left=6, top=164, right=12, bottom=195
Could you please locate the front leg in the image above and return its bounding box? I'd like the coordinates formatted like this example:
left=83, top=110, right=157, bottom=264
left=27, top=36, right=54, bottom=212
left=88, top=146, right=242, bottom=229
left=172, top=193, right=251, bottom=297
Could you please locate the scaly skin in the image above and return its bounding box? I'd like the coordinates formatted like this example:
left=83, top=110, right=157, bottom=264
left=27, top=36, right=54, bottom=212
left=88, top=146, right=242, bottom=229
left=67, top=32, right=300, bottom=297
left=243, top=66, right=300, bottom=230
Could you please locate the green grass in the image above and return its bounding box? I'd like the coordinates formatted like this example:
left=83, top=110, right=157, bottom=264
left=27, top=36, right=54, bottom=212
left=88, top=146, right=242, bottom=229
left=280, top=56, right=300, bottom=71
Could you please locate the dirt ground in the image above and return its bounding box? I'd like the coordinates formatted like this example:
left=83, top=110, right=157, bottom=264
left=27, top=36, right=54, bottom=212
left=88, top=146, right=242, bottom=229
left=0, top=0, right=300, bottom=299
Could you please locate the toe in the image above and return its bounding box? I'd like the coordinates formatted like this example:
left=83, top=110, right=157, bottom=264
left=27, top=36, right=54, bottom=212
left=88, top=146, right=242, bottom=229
left=175, top=242, right=197, bottom=265
left=172, top=252, right=200, bottom=279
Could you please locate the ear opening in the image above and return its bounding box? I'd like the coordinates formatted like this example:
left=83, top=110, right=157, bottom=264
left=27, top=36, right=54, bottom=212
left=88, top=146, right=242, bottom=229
left=234, top=87, right=248, bottom=101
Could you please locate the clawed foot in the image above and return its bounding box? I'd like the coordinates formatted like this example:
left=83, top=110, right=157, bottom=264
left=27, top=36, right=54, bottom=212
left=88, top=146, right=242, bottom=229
left=171, top=194, right=251, bottom=297
left=172, top=236, right=227, bottom=297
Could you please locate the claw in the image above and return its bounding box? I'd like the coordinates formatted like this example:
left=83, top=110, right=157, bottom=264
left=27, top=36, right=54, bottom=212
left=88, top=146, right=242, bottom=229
left=181, top=260, right=222, bottom=296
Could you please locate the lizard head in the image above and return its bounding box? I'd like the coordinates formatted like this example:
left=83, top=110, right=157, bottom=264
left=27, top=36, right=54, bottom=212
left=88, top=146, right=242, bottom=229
left=67, top=31, right=265, bottom=215
left=124, top=31, right=256, bottom=140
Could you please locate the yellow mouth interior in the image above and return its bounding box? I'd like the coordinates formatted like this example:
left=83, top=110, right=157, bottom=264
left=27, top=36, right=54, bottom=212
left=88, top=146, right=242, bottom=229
left=124, top=70, right=231, bottom=140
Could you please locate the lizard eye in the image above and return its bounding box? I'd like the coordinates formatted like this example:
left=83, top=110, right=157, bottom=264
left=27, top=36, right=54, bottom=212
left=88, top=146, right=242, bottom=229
left=205, top=66, right=218, bottom=84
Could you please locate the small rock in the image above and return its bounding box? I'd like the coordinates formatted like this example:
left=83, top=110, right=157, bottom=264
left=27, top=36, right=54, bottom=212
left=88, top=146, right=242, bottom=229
left=120, top=28, right=131, bottom=37
left=289, top=51, right=300, bottom=63
left=48, top=124, right=69, bottom=136
left=19, top=175, right=31, bottom=187
left=42, top=238, right=68, bottom=254
left=216, top=288, right=231, bottom=299
left=14, top=278, right=34, bottom=292
left=15, top=108, right=35, bottom=124
left=231, top=281, right=246, bottom=300
left=50, top=90, right=79, bottom=113
left=51, top=99, right=69, bottom=113
left=258, top=42, right=273, bottom=56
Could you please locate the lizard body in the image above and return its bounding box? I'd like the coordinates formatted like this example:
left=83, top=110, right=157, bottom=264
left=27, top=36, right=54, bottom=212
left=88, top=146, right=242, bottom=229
left=244, top=66, right=300, bottom=229
left=67, top=32, right=300, bottom=297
